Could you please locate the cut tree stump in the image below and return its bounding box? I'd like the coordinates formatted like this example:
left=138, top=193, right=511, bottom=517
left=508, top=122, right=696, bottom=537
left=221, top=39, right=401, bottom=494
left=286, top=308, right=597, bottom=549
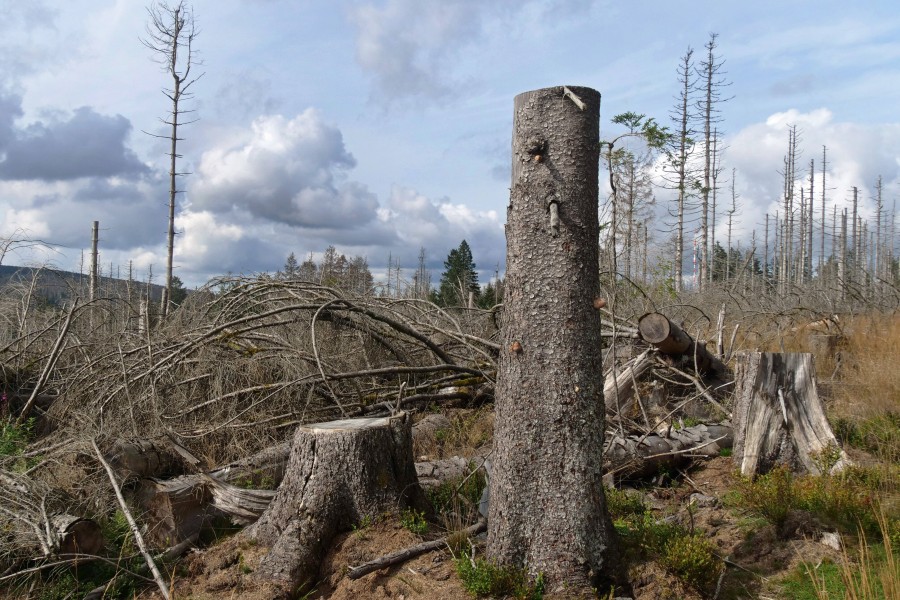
left=243, top=412, right=428, bottom=595
left=732, top=352, right=850, bottom=477
left=51, top=514, right=104, bottom=556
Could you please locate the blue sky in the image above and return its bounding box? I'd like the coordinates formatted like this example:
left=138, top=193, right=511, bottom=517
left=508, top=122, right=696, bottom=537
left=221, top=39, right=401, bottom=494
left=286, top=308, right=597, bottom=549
left=1, top=0, right=899, bottom=286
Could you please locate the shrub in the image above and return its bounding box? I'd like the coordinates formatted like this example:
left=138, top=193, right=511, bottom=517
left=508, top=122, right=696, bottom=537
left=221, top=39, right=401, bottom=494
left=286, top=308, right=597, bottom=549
left=400, top=508, right=428, bottom=535
left=736, top=465, right=798, bottom=530
left=455, top=551, right=544, bottom=599
left=661, top=534, right=723, bottom=591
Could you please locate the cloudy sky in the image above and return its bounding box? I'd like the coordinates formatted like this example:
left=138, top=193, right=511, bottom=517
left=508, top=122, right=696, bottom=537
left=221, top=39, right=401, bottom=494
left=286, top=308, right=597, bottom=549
left=1, top=0, right=898, bottom=287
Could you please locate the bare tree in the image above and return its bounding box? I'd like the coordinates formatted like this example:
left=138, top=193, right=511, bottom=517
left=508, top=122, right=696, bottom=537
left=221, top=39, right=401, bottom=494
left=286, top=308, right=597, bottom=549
left=490, top=86, right=621, bottom=594
left=142, top=1, right=202, bottom=317
left=665, top=47, right=698, bottom=292
left=696, top=33, right=730, bottom=289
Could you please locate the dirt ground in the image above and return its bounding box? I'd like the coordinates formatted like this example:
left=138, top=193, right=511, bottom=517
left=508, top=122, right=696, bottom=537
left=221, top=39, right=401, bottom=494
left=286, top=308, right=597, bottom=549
left=127, top=455, right=844, bottom=600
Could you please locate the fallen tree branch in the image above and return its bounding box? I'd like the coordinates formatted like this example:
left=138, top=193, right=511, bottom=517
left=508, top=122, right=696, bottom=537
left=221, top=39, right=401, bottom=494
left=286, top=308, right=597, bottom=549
left=347, top=518, right=487, bottom=580
left=92, top=439, right=171, bottom=600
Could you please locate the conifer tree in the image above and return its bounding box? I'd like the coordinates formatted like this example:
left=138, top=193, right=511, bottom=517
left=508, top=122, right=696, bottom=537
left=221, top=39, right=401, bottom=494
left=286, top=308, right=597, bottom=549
left=436, top=240, right=479, bottom=306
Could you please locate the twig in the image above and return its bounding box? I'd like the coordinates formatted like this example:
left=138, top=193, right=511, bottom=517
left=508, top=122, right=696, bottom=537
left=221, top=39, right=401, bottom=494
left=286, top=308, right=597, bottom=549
left=92, top=439, right=171, bottom=600
left=655, top=358, right=732, bottom=419
left=347, top=518, right=486, bottom=580
left=16, top=300, right=77, bottom=426
left=562, top=86, right=586, bottom=110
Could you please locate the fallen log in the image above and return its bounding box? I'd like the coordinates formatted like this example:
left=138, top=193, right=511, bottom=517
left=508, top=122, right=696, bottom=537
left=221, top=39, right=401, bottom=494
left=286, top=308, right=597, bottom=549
left=732, top=352, right=850, bottom=477
left=638, top=313, right=726, bottom=377
left=604, top=349, right=654, bottom=415
left=414, top=456, right=471, bottom=488
left=604, top=423, right=733, bottom=479
left=106, top=439, right=184, bottom=479
left=243, top=413, right=429, bottom=596
left=50, top=514, right=104, bottom=556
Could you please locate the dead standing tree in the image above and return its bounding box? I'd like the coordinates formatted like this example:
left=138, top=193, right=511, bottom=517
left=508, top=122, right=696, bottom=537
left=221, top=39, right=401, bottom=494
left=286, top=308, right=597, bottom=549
left=488, top=86, right=620, bottom=595
left=142, top=1, right=201, bottom=317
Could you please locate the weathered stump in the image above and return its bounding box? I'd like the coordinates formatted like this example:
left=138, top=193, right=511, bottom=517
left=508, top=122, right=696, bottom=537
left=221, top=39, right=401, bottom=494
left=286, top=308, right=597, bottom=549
left=732, top=352, right=850, bottom=476
left=243, top=412, right=427, bottom=594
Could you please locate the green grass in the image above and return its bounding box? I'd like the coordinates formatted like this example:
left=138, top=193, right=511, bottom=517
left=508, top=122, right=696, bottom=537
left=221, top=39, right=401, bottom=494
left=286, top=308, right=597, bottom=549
left=400, top=508, right=428, bottom=535
left=455, top=551, right=544, bottom=599
left=607, top=486, right=724, bottom=593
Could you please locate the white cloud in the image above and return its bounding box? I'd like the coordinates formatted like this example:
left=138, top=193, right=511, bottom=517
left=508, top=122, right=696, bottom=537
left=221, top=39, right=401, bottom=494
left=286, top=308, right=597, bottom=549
left=190, top=110, right=380, bottom=228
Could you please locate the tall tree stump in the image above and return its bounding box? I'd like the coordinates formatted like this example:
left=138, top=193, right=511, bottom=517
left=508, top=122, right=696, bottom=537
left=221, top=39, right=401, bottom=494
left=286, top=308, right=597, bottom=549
left=733, top=352, right=850, bottom=476
left=489, top=86, right=617, bottom=595
left=243, top=413, right=427, bottom=594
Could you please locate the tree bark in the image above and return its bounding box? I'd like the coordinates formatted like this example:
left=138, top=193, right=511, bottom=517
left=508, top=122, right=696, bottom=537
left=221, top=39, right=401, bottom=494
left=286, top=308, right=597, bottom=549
left=243, top=413, right=427, bottom=595
left=605, top=423, right=733, bottom=480
left=732, top=352, right=850, bottom=477
left=489, top=85, right=618, bottom=595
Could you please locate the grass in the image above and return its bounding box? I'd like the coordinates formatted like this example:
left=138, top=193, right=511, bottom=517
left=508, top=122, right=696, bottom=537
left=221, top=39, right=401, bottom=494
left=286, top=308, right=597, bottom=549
left=400, top=508, right=428, bottom=535
left=454, top=542, right=544, bottom=600
left=781, top=509, right=898, bottom=600
left=735, top=463, right=898, bottom=538
left=607, top=486, right=724, bottom=593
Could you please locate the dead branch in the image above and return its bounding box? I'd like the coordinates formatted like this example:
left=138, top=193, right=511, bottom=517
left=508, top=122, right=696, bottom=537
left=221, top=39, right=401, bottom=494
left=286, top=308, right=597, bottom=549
left=92, top=439, right=170, bottom=600
left=347, top=518, right=487, bottom=580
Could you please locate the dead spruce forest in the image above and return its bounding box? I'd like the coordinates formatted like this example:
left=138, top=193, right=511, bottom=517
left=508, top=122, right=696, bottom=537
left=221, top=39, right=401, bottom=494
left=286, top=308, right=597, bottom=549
left=0, top=24, right=899, bottom=600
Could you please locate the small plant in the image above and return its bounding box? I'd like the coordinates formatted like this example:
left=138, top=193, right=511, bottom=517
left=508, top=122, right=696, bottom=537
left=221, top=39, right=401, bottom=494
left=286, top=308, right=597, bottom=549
left=661, top=534, right=723, bottom=591
left=455, top=544, right=544, bottom=599
left=736, top=465, right=797, bottom=530
left=811, top=442, right=844, bottom=474
left=400, top=508, right=428, bottom=535
left=352, top=514, right=374, bottom=536
left=719, top=447, right=733, bottom=457
left=0, top=417, right=34, bottom=458
left=426, top=467, right=486, bottom=515
left=605, top=487, right=646, bottom=521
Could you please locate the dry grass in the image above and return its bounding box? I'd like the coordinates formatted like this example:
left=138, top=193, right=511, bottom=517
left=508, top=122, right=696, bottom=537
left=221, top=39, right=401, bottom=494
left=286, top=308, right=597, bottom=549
left=831, top=314, right=900, bottom=419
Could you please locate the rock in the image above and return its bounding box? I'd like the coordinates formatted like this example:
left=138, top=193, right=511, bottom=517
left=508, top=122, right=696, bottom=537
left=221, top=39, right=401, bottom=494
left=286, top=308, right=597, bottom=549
left=689, top=493, right=718, bottom=508
left=820, top=531, right=841, bottom=551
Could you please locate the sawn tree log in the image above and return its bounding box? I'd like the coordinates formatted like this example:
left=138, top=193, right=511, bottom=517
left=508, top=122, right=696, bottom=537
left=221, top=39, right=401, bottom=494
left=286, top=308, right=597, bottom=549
left=638, top=312, right=726, bottom=377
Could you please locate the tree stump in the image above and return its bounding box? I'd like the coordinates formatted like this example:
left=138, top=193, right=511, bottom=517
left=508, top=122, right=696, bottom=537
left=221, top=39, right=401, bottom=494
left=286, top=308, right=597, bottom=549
left=732, top=352, right=850, bottom=477
left=243, top=412, right=427, bottom=594
left=51, top=514, right=104, bottom=556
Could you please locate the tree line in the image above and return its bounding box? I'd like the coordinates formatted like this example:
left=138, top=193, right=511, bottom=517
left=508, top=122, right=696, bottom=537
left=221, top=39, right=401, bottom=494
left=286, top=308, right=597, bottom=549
left=276, top=240, right=502, bottom=309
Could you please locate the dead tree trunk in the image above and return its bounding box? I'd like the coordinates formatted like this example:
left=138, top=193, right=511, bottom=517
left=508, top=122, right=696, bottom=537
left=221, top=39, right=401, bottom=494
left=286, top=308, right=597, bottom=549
left=605, top=424, right=733, bottom=480
left=243, top=413, right=427, bottom=595
left=489, top=85, right=618, bottom=595
left=732, top=352, right=850, bottom=477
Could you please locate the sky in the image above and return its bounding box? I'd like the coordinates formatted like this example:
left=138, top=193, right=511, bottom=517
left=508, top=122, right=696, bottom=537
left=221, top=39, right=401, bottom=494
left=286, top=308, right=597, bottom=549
left=1, top=0, right=899, bottom=287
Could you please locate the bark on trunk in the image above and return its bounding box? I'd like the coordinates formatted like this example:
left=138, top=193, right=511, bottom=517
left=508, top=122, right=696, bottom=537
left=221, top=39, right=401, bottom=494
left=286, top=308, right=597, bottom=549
left=732, top=352, right=850, bottom=477
left=107, top=439, right=183, bottom=479
left=489, top=85, right=617, bottom=594
left=243, top=413, right=427, bottom=595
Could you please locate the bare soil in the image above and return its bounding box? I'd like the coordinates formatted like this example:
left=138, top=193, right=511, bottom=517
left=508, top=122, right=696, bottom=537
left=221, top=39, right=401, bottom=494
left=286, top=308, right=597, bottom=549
left=128, top=455, right=844, bottom=600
